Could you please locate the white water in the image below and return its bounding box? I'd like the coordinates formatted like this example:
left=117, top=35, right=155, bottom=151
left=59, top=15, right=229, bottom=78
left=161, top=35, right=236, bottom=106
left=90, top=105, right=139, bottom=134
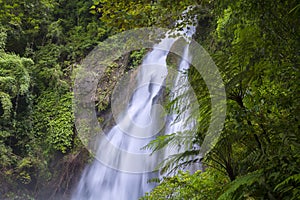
left=160, top=22, right=200, bottom=177
left=72, top=24, right=197, bottom=200
left=162, top=40, right=200, bottom=176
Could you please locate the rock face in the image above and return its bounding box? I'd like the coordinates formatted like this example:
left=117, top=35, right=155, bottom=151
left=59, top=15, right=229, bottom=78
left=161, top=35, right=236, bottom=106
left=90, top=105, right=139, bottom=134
left=95, top=53, right=131, bottom=131
left=95, top=51, right=146, bottom=132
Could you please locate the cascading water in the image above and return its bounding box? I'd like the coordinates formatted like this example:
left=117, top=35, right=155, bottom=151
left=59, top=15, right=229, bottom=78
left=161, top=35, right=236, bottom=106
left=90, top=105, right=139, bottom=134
left=72, top=19, right=197, bottom=200
left=162, top=24, right=201, bottom=176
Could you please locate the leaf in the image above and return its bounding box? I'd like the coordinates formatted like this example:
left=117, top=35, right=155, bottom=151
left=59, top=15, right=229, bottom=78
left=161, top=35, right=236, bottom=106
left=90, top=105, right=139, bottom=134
left=218, top=170, right=263, bottom=200
left=275, top=174, right=300, bottom=193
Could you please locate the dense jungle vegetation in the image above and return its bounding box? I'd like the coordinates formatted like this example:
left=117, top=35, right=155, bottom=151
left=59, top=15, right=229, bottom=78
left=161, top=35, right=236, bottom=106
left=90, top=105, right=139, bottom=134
left=0, top=0, right=299, bottom=199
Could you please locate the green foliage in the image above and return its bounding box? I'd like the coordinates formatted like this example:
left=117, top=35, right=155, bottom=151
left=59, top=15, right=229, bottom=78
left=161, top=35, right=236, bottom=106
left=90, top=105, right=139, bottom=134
left=141, top=168, right=227, bottom=200
left=0, top=52, right=32, bottom=121
left=0, top=91, right=12, bottom=118
left=205, top=0, right=299, bottom=199
left=33, top=91, right=74, bottom=153
left=275, top=174, right=300, bottom=199
left=0, top=25, right=7, bottom=50
left=0, top=0, right=104, bottom=197
left=129, top=49, right=147, bottom=69
left=0, top=0, right=55, bottom=54
left=0, top=52, right=32, bottom=95
left=0, top=0, right=299, bottom=198
left=218, top=170, right=263, bottom=200
left=91, top=0, right=205, bottom=32
left=142, top=0, right=300, bottom=199
left=0, top=47, right=42, bottom=196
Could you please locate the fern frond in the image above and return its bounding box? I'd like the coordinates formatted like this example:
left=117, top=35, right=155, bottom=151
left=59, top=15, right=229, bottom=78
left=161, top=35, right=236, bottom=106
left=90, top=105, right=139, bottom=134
left=217, top=170, right=262, bottom=200
left=275, top=174, right=300, bottom=194
left=158, top=149, right=200, bottom=175
left=142, top=134, right=175, bottom=153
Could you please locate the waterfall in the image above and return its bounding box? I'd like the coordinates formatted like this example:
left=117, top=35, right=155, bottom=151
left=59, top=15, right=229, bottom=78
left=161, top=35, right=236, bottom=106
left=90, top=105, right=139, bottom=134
left=162, top=23, right=201, bottom=176
left=162, top=47, right=196, bottom=176
left=72, top=22, right=197, bottom=200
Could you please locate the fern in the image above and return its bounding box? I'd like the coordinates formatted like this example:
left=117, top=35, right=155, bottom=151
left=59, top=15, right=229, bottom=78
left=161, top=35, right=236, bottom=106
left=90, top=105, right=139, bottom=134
left=275, top=174, right=300, bottom=197
left=218, top=170, right=262, bottom=200
left=142, top=134, right=175, bottom=153
left=158, top=150, right=200, bottom=175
